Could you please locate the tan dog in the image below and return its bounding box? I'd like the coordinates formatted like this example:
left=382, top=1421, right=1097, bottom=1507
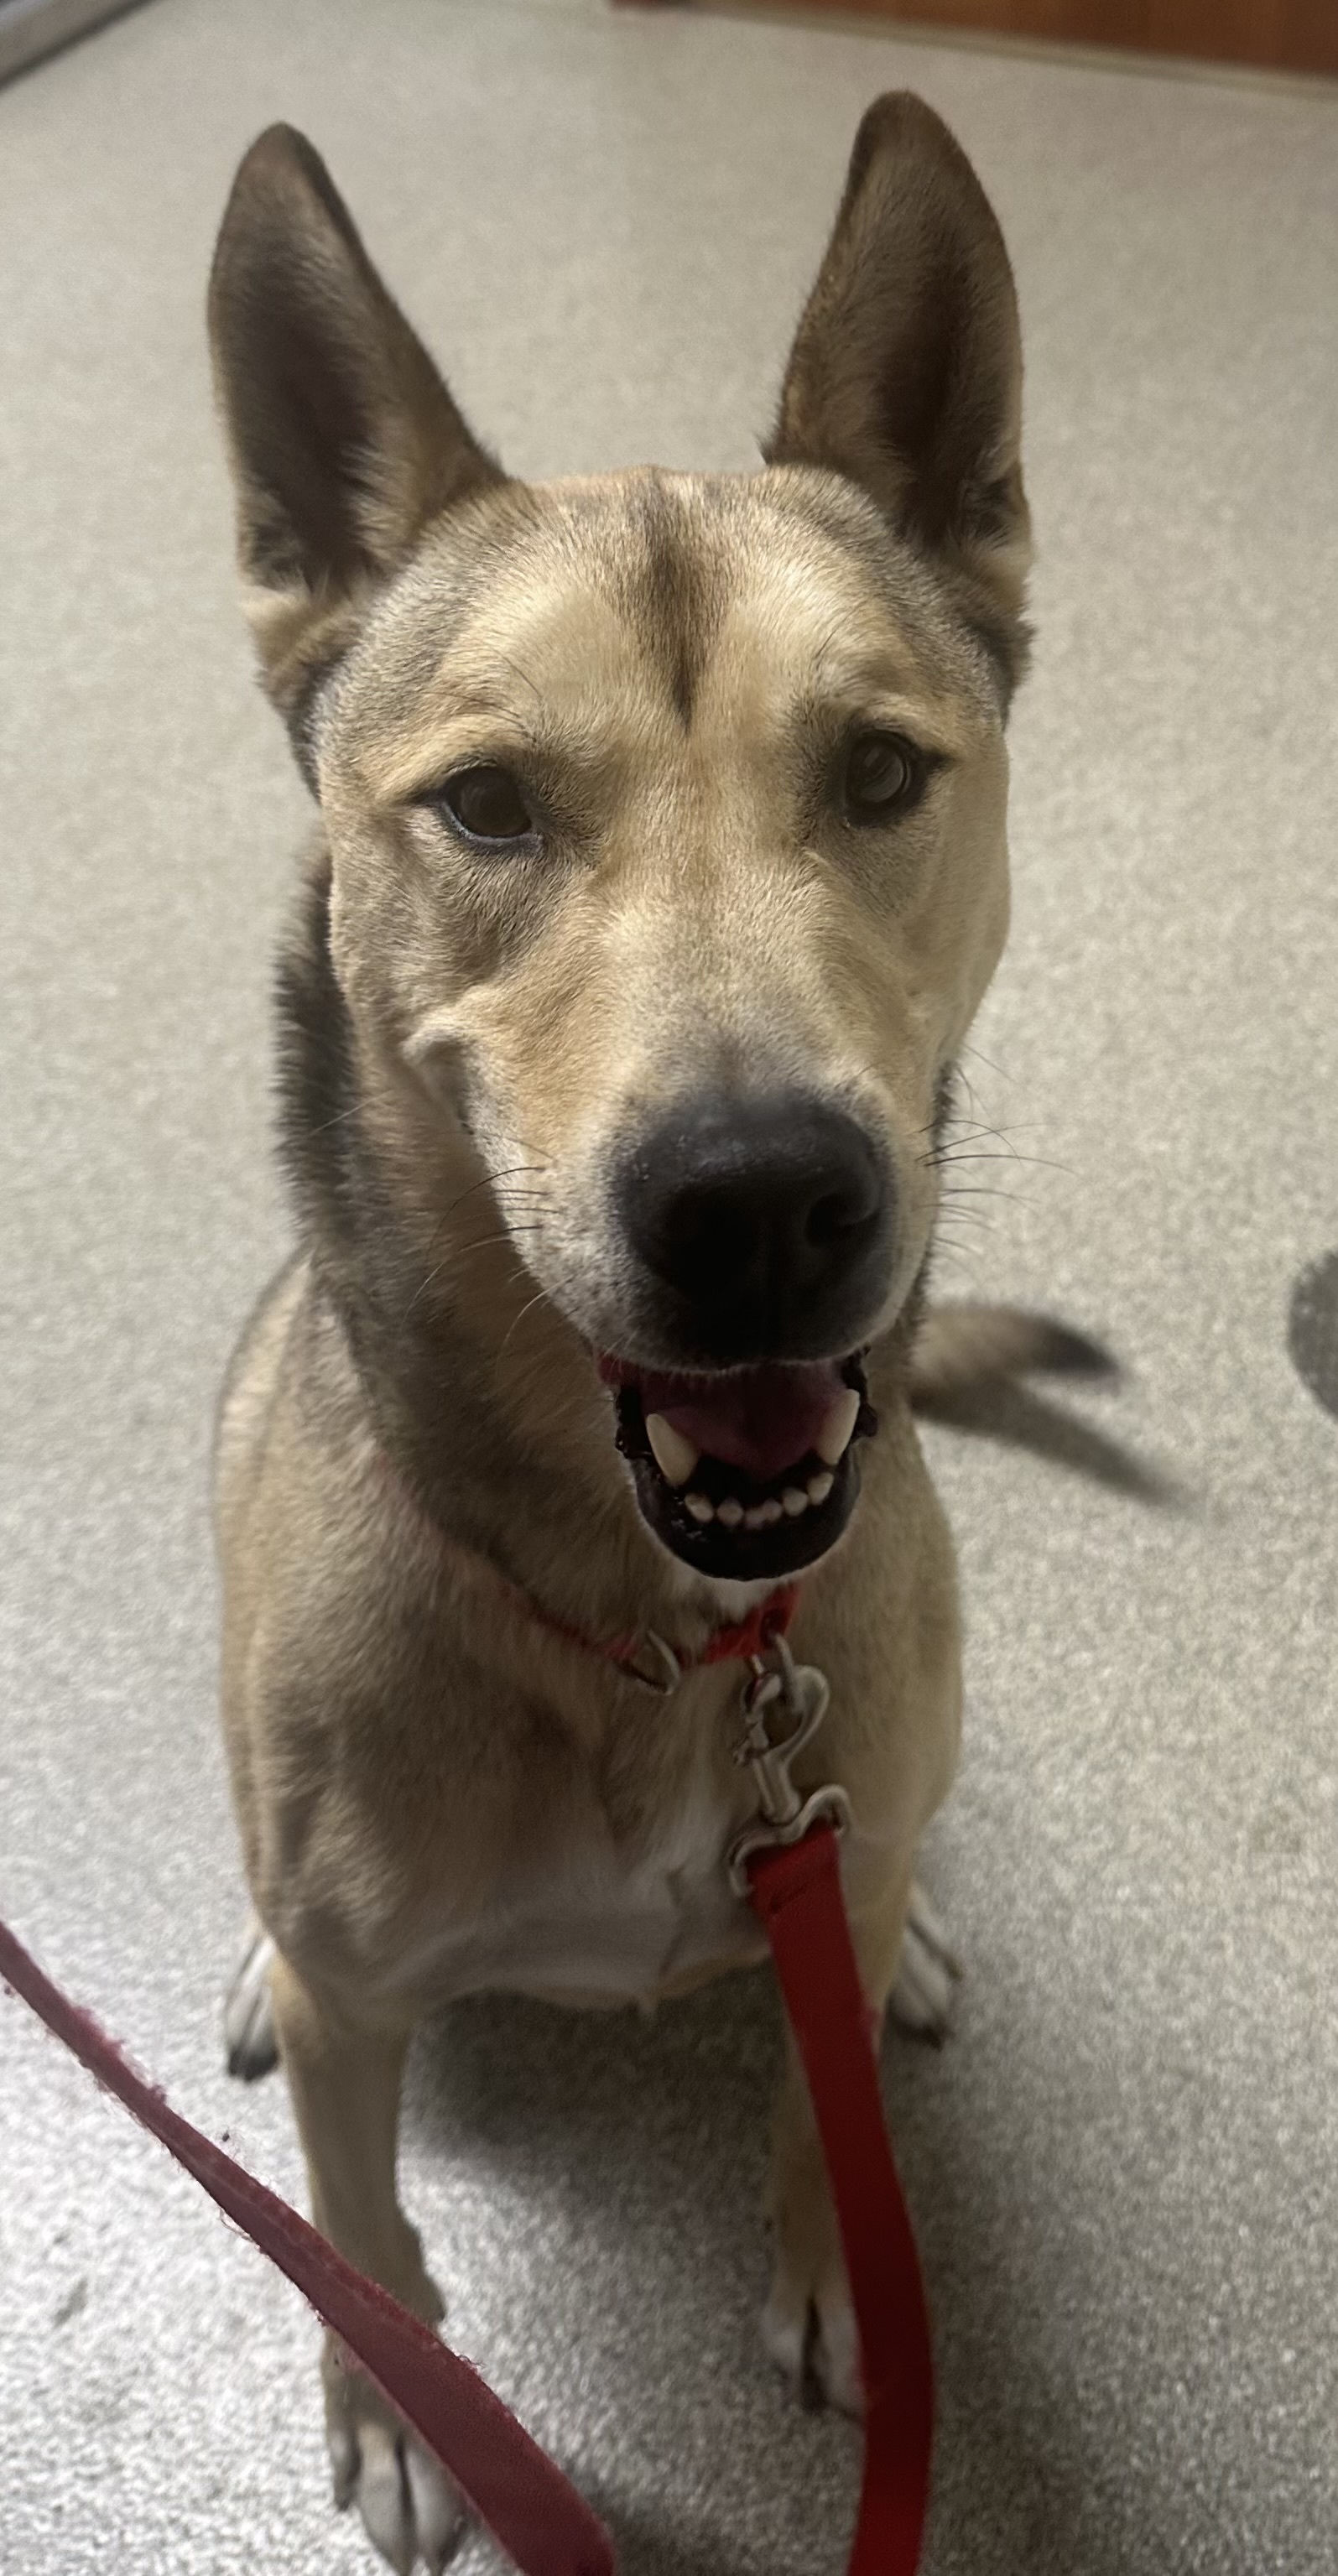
left=210, top=97, right=1055, bottom=2572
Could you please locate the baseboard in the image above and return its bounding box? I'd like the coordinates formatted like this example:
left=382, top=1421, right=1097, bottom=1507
left=0, top=0, right=150, bottom=86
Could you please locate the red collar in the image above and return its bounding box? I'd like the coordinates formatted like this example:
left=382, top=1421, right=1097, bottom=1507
left=534, top=1579, right=800, bottom=1693
left=377, top=1445, right=800, bottom=1692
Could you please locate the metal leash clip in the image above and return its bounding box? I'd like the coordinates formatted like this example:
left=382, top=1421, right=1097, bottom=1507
left=726, top=1630, right=851, bottom=1897
left=617, top=1629, right=685, bottom=1694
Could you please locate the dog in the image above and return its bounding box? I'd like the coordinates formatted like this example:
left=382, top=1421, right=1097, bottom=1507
left=209, top=95, right=1060, bottom=2572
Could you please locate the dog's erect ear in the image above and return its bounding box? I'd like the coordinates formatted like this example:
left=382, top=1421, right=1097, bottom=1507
left=768, top=94, right=1030, bottom=687
left=209, top=125, right=501, bottom=745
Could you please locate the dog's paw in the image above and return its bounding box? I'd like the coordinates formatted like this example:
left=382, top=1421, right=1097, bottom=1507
left=222, top=1918, right=279, bottom=2080
left=888, top=1882, right=961, bottom=2043
left=761, top=2255, right=862, bottom=2417
left=325, top=2350, right=466, bottom=2574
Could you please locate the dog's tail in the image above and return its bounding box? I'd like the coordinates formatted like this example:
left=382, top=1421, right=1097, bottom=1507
left=908, top=1303, right=1117, bottom=1408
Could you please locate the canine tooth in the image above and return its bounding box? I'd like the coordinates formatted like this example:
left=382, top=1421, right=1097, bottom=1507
left=781, top=1487, right=810, bottom=1518
left=716, top=1497, right=744, bottom=1529
left=815, top=1387, right=861, bottom=1469
left=685, top=1492, right=715, bottom=1524
left=807, top=1470, right=834, bottom=1506
left=645, top=1412, right=700, bottom=1486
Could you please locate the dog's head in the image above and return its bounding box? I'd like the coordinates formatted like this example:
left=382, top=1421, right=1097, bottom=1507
left=210, top=100, right=1028, bottom=1588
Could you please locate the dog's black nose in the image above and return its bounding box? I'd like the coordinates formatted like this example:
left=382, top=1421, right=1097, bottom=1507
left=618, top=1093, right=893, bottom=1361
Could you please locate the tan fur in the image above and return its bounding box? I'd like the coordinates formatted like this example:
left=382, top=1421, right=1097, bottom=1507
left=908, top=1300, right=1117, bottom=1403
left=210, top=100, right=1034, bottom=2569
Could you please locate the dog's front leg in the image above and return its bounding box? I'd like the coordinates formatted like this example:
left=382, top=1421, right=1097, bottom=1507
left=762, top=1870, right=914, bottom=2418
left=268, top=1952, right=464, bottom=2574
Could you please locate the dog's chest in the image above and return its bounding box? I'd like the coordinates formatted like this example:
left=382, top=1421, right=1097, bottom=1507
left=390, top=1749, right=765, bottom=2011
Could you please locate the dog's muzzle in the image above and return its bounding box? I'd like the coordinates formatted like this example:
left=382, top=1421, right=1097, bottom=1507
left=602, top=1090, right=890, bottom=1575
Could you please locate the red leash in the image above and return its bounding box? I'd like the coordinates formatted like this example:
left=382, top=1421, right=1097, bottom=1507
left=0, top=1915, right=614, bottom=2576
left=748, top=1829, right=934, bottom=2570
left=0, top=1638, right=932, bottom=2574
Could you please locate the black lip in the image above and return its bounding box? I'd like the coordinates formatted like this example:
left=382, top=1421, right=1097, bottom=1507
left=612, top=1358, right=877, bottom=1580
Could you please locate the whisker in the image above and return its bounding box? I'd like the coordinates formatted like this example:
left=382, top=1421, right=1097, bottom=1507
left=399, top=1223, right=544, bottom=1322
left=960, top=1039, right=1012, bottom=1084
left=952, top=1061, right=986, bottom=1127
left=916, top=1111, right=1018, bottom=1156
left=395, top=1162, right=551, bottom=1314
left=442, top=1163, right=551, bottom=1220
left=927, top=1147, right=1075, bottom=1179
left=937, top=1183, right=1034, bottom=1205
left=494, top=1285, right=553, bottom=1374
left=925, top=1244, right=984, bottom=1286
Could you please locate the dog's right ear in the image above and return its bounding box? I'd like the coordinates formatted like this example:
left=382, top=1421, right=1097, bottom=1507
left=209, top=125, right=500, bottom=755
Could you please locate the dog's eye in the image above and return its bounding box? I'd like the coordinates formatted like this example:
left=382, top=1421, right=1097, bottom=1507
left=435, top=766, right=536, bottom=846
left=842, top=731, right=924, bottom=824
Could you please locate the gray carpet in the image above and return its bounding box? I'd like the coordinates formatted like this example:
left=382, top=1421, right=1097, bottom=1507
left=3, top=3, right=1336, bottom=2571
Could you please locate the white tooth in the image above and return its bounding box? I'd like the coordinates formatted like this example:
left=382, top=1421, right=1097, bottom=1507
left=646, top=1412, right=700, bottom=1486
left=758, top=1498, right=784, bottom=1527
left=807, top=1470, right=834, bottom=1506
left=716, top=1497, right=744, bottom=1528
left=743, top=1505, right=770, bottom=1531
left=685, top=1492, right=715, bottom=1523
left=782, top=1487, right=810, bottom=1517
left=815, top=1387, right=861, bottom=1469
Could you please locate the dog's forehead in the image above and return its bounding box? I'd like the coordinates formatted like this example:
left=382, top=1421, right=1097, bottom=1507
left=336, top=469, right=994, bottom=781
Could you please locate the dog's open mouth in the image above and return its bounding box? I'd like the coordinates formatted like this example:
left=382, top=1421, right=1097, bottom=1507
left=600, top=1352, right=877, bottom=1579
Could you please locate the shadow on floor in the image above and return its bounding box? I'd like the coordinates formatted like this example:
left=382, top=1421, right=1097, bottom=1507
left=916, top=1376, right=1183, bottom=1507
left=403, top=1972, right=1150, bottom=2576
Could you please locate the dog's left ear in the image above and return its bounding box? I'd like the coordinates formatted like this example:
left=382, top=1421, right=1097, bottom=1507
left=209, top=123, right=502, bottom=752
left=768, top=94, right=1030, bottom=691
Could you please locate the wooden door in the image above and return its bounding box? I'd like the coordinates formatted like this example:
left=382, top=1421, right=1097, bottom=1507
left=709, top=3, right=1338, bottom=76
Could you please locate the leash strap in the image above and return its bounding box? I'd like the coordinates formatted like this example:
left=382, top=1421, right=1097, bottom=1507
left=0, top=1918, right=615, bottom=2576
left=0, top=1806, right=930, bottom=2576
left=747, top=1827, right=935, bottom=2573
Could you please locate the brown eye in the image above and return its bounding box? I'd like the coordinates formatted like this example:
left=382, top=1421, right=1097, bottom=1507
left=436, top=765, right=536, bottom=846
left=843, top=731, right=924, bottom=824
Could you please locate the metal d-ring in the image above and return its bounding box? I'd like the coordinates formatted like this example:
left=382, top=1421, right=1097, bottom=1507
left=615, top=1628, right=685, bottom=1695
left=726, top=1633, right=848, bottom=1893
left=735, top=1633, right=830, bottom=1824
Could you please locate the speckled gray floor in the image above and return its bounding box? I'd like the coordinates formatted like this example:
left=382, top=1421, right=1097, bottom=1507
left=3, top=3, right=1336, bottom=2571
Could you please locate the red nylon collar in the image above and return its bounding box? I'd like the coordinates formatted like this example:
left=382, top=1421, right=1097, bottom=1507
left=378, top=1448, right=801, bottom=1690
left=536, top=1577, right=800, bottom=1689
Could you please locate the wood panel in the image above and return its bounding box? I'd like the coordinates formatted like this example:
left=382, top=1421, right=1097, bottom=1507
left=695, top=2, right=1338, bottom=75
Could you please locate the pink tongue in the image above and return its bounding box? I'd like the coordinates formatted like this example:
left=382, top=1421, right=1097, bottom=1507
left=638, top=1361, right=842, bottom=1481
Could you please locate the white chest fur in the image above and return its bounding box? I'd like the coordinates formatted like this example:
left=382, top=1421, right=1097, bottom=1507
left=386, top=1754, right=768, bottom=2013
